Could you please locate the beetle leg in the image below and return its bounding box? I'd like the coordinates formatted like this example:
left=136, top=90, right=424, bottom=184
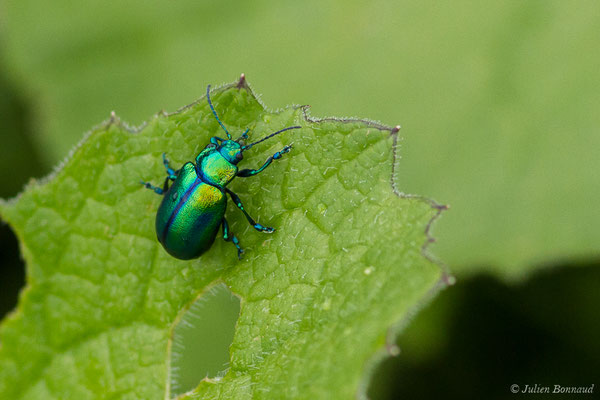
left=162, top=153, right=178, bottom=180
left=222, top=217, right=244, bottom=259
left=140, top=181, right=164, bottom=195
left=237, top=145, right=292, bottom=177
left=210, top=136, right=226, bottom=146
left=224, top=188, right=275, bottom=233
left=162, top=176, right=172, bottom=193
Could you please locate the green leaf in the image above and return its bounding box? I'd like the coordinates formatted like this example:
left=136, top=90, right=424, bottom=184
left=3, top=0, right=598, bottom=278
left=0, top=80, right=447, bottom=399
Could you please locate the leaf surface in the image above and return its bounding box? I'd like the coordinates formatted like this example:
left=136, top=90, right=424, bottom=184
left=0, top=80, right=446, bottom=399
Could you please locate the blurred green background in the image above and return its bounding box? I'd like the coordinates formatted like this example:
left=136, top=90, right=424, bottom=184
left=1, top=0, right=598, bottom=398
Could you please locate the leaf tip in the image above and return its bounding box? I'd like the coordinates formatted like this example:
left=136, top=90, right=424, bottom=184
left=107, top=110, right=125, bottom=129
left=237, top=73, right=247, bottom=89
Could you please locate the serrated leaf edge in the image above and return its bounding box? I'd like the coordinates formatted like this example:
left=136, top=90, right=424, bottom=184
left=0, top=74, right=452, bottom=400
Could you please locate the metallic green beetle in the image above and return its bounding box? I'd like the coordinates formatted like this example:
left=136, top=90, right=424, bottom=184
left=141, top=85, right=300, bottom=259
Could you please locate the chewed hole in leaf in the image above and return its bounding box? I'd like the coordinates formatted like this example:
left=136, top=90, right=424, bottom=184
left=170, top=283, right=241, bottom=396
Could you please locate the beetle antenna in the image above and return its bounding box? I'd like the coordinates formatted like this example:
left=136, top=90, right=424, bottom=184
left=243, top=126, right=301, bottom=150
left=206, top=85, right=231, bottom=139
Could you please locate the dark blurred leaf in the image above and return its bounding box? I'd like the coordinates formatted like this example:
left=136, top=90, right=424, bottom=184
left=370, top=262, right=600, bottom=400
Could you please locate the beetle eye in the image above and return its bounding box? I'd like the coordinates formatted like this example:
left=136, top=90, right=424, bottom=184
left=236, top=152, right=243, bottom=161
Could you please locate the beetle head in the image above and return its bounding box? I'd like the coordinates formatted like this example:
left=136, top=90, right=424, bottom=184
left=205, top=84, right=301, bottom=164
left=219, top=140, right=244, bottom=164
